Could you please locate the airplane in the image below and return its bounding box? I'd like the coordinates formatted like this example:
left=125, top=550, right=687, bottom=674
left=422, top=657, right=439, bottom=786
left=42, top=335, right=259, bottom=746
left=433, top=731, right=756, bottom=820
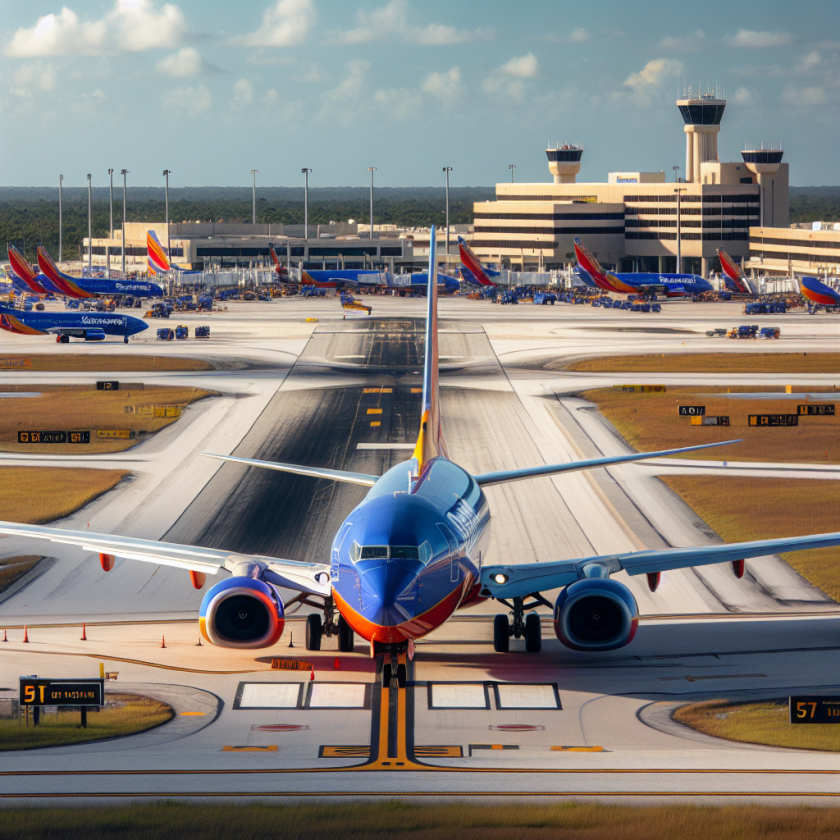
left=0, top=304, right=148, bottom=343
left=38, top=246, right=163, bottom=299
left=574, top=239, right=712, bottom=297
left=716, top=249, right=753, bottom=295
left=1, top=227, right=839, bottom=685
left=269, top=245, right=290, bottom=280
left=147, top=231, right=201, bottom=277
left=799, top=275, right=840, bottom=307
left=458, top=236, right=501, bottom=286
left=390, top=271, right=461, bottom=294
left=6, top=245, right=59, bottom=296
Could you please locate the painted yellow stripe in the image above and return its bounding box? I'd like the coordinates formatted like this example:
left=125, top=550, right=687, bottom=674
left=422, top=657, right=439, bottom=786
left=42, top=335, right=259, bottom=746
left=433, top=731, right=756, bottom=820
left=367, top=408, right=383, bottom=414
left=222, top=746, right=277, bottom=752
left=551, top=746, right=604, bottom=752
left=370, top=421, right=381, bottom=427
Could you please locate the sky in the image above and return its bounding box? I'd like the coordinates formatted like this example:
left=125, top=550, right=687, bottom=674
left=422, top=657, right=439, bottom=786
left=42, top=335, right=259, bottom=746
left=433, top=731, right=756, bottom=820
left=1, top=0, right=838, bottom=189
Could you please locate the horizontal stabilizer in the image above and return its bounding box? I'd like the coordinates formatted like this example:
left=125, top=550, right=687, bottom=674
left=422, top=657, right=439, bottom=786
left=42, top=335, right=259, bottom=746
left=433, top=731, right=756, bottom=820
left=201, top=452, right=378, bottom=486
left=472, top=440, right=740, bottom=487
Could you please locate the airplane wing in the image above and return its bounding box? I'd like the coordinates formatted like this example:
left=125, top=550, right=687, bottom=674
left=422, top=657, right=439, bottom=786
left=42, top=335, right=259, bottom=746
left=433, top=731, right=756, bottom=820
left=0, top=521, right=331, bottom=596
left=201, top=453, right=378, bottom=486
left=472, top=440, right=740, bottom=487
left=481, top=531, right=840, bottom=600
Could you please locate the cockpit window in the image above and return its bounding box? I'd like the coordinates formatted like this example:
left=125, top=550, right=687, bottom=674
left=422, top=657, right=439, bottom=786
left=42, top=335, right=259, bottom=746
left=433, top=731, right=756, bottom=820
left=360, top=546, right=388, bottom=559
left=390, top=546, right=419, bottom=560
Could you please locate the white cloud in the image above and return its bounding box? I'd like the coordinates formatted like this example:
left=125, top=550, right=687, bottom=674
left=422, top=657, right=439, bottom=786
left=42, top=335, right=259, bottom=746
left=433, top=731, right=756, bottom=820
left=4, top=0, right=186, bottom=57
left=499, top=53, right=539, bottom=79
left=660, top=30, right=704, bottom=52
left=234, top=0, right=315, bottom=48
left=781, top=84, right=828, bottom=106
left=726, top=29, right=791, bottom=48
left=621, top=57, right=683, bottom=106
left=233, top=78, right=254, bottom=105
left=161, top=84, right=212, bottom=117
left=264, top=88, right=280, bottom=104
left=569, top=27, right=590, bottom=43
left=422, top=67, right=462, bottom=100
left=9, top=62, right=57, bottom=97
left=330, top=0, right=492, bottom=46
left=732, top=86, right=756, bottom=105
left=319, top=58, right=369, bottom=124
left=156, top=47, right=203, bottom=78
left=373, top=86, right=422, bottom=120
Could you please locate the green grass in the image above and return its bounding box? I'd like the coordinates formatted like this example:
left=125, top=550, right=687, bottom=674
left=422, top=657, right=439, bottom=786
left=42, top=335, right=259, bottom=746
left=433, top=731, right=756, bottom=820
left=674, top=699, right=840, bottom=752
left=0, top=694, right=173, bottom=751
left=0, top=802, right=838, bottom=839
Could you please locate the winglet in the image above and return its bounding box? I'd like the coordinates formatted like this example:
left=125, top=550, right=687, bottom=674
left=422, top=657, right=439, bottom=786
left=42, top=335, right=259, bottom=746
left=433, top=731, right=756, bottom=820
left=413, top=226, right=447, bottom=471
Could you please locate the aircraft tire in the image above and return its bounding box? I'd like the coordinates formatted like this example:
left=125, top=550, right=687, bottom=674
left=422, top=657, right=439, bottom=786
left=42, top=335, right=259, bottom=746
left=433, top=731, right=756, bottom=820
left=305, top=614, right=322, bottom=651
left=337, top=615, right=354, bottom=652
left=382, top=663, right=392, bottom=687
left=493, top=614, right=510, bottom=653
left=397, top=664, right=407, bottom=689
left=525, top=613, right=542, bottom=653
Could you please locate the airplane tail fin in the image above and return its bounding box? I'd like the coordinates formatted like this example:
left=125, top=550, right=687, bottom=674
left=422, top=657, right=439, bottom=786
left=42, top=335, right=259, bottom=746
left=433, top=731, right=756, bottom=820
left=269, top=245, right=288, bottom=278
left=716, top=249, right=751, bottom=294
left=147, top=231, right=171, bottom=275
left=413, top=226, right=447, bottom=471
left=573, top=237, right=631, bottom=293
left=37, top=246, right=94, bottom=298
left=7, top=245, right=48, bottom=294
left=800, top=276, right=840, bottom=306
left=458, top=236, right=496, bottom=286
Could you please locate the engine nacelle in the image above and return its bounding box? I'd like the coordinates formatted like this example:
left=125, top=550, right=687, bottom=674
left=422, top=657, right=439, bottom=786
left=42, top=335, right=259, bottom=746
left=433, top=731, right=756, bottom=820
left=199, top=576, right=284, bottom=648
left=83, top=329, right=106, bottom=341
left=554, top=578, right=639, bottom=651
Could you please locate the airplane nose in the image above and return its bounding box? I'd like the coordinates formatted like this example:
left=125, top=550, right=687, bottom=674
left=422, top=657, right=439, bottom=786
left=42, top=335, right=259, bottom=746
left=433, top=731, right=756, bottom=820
left=360, top=562, right=420, bottom=625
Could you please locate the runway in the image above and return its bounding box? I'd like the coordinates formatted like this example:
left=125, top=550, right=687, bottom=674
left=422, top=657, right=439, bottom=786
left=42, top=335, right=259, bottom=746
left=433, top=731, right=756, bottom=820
left=0, top=295, right=838, bottom=802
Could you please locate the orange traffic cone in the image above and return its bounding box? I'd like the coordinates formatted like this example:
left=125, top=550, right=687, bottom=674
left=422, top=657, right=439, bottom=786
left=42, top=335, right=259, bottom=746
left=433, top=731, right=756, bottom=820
left=334, top=657, right=340, bottom=670
left=2, top=629, right=6, bottom=642
left=310, top=668, right=315, bottom=681
left=161, top=635, right=166, bottom=648
left=23, top=625, right=29, bottom=643
left=288, top=632, right=294, bottom=648
left=81, top=622, right=87, bottom=641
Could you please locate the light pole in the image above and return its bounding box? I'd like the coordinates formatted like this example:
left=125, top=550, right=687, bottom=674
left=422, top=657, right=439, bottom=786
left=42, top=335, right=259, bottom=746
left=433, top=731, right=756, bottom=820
left=508, top=164, right=516, bottom=183
left=58, top=174, right=63, bottom=263
left=86, top=173, right=92, bottom=273
left=367, top=167, right=376, bottom=240
left=107, top=169, right=114, bottom=278
left=674, top=187, right=686, bottom=273
left=163, top=169, right=171, bottom=261
left=672, top=165, right=680, bottom=183
left=121, top=169, right=129, bottom=277
left=442, top=166, right=452, bottom=257
left=301, top=168, right=312, bottom=241
left=250, top=169, right=258, bottom=225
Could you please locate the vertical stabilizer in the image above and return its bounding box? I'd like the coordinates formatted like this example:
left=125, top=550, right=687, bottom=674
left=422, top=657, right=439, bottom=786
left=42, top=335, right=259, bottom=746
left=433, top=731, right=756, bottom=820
left=717, top=249, right=751, bottom=294
left=37, top=246, right=95, bottom=298
left=413, top=226, right=447, bottom=471
left=6, top=245, right=49, bottom=294
left=147, top=231, right=171, bottom=274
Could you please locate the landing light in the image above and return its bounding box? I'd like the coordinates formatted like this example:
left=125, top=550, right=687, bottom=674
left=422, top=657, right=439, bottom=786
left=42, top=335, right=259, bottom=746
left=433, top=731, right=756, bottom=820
left=493, top=573, right=508, bottom=584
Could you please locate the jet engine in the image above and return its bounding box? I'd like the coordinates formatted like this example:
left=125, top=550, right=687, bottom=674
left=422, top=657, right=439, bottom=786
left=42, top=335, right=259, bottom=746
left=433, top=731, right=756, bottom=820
left=83, top=329, right=106, bottom=341
left=199, top=576, right=285, bottom=649
left=554, top=578, right=639, bottom=651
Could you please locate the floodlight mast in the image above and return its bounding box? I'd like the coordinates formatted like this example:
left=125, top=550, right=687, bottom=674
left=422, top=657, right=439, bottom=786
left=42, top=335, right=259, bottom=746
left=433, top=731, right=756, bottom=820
left=86, top=174, right=92, bottom=272
left=163, top=169, right=171, bottom=261
left=121, top=169, right=129, bottom=278
left=58, top=174, right=63, bottom=263
left=107, top=169, right=114, bottom=278
left=443, top=166, right=453, bottom=258
left=250, top=169, right=258, bottom=225
left=368, top=167, right=377, bottom=241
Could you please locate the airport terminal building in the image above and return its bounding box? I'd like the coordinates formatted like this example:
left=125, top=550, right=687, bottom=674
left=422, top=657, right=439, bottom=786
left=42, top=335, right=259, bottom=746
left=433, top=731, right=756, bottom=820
left=471, top=95, right=789, bottom=276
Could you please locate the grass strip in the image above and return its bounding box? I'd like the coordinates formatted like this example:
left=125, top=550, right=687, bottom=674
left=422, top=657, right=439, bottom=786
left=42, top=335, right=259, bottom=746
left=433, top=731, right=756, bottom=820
left=660, top=476, right=840, bottom=602
left=0, top=354, right=211, bottom=372
left=0, top=802, right=837, bottom=839
left=0, top=556, right=41, bottom=593
left=0, top=384, right=215, bottom=453
left=0, top=694, right=173, bottom=751
left=0, top=467, right=128, bottom=524
left=674, top=699, right=840, bottom=752
left=567, top=352, right=840, bottom=374
left=581, top=386, right=840, bottom=463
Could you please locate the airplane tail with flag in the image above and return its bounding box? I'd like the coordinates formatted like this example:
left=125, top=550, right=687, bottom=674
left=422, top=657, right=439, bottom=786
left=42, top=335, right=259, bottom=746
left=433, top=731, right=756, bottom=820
left=717, top=249, right=752, bottom=294
left=800, top=276, right=840, bottom=306
left=6, top=245, right=51, bottom=295
left=458, top=236, right=498, bottom=286
left=147, top=231, right=171, bottom=275
left=269, top=245, right=289, bottom=280
left=37, top=247, right=96, bottom=298
left=413, top=226, right=447, bottom=472
left=573, top=238, right=634, bottom=293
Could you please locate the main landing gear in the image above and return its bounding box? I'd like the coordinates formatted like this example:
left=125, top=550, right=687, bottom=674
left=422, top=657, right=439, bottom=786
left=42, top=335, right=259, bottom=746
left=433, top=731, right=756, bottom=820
left=296, top=595, right=355, bottom=653
left=493, top=594, right=552, bottom=653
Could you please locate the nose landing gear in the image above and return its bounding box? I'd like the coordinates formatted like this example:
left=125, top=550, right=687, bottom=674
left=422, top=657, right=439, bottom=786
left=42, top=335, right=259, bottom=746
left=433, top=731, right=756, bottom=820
left=297, top=595, right=355, bottom=652
left=493, top=594, right=551, bottom=653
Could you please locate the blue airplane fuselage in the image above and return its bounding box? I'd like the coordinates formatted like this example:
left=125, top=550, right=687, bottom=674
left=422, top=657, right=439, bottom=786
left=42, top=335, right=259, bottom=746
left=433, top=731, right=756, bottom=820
left=0, top=305, right=148, bottom=338
left=330, top=456, right=490, bottom=642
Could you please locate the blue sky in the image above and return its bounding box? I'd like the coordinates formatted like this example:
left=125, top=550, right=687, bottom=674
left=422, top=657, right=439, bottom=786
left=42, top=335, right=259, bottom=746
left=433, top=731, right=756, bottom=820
left=2, top=0, right=838, bottom=188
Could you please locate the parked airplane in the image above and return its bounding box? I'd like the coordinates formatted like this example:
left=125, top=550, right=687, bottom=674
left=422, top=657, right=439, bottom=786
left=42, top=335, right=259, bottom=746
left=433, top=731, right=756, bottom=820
left=147, top=231, right=200, bottom=276
left=458, top=236, right=500, bottom=286
left=2, top=228, right=839, bottom=682
left=574, top=239, right=712, bottom=296
left=38, top=247, right=163, bottom=299
left=716, top=249, right=752, bottom=294
left=800, top=275, right=840, bottom=306
left=269, top=245, right=290, bottom=280
left=0, top=304, right=148, bottom=343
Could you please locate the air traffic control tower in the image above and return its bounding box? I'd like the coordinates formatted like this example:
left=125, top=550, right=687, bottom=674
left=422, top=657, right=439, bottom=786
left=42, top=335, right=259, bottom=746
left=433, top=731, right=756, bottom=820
left=677, top=93, right=726, bottom=183
left=546, top=145, right=583, bottom=183
left=741, top=146, right=784, bottom=228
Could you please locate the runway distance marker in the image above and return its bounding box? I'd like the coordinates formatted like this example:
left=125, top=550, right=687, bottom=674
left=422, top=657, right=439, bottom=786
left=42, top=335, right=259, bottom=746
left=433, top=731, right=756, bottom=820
left=690, top=416, right=729, bottom=426
left=19, top=678, right=103, bottom=707
left=790, top=696, right=840, bottom=723
left=798, top=404, right=835, bottom=416
left=17, top=430, right=90, bottom=444
left=679, top=406, right=705, bottom=416
left=748, top=414, right=799, bottom=426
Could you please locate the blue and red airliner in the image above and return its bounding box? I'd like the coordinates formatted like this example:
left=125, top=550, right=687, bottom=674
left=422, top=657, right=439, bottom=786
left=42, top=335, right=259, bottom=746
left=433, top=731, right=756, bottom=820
left=1, top=228, right=839, bottom=678
left=799, top=275, right=840, bottom=307
left=716, top=249, right=753, bottom=295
